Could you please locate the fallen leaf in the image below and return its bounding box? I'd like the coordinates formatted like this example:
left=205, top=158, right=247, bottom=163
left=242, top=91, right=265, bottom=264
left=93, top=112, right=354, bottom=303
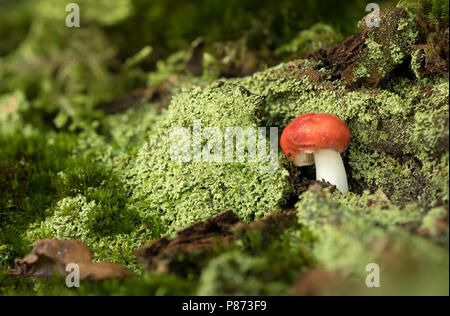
left=8, top=239, right=133, bottom=281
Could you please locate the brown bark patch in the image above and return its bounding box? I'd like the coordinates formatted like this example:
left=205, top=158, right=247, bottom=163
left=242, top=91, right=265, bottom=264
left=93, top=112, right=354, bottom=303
left=136, top=210, right=299, bottom=274
left=135, top=211, right=241, bottom=274
left=98, top=78, right=176, bottom=115
left=306, top=32, right=367, bottom=81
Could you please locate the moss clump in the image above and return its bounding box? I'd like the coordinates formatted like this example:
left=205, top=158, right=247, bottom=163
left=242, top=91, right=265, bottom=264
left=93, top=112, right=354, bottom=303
left=295, top=185, right=449, bottom=294
left=0, top=93, right=163, bottom=270
left=17, top=103, right=164, bottom=270
left=236, top=59, right=449, bottom=204
left=124, top=12, right=447, bottom=239
left=398, top=0, right=449, bottom=28
left=276, top=23, right=343, bottom=59
left=342, top=8, right=419, bottom=88
left=198, top=251, right=285, bottom=296
left=0, top=127, right=80, bottom=262
left=16, top=159, right=160, bottom=270
left=197, top=224, right=311, bottom=296
left=127, top=83, right=292, bottom=234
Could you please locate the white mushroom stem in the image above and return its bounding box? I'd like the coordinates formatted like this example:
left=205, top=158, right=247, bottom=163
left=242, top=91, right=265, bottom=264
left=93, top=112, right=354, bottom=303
left=313, top=148, right=348, bottom=193
left=294, top=152, right=314, bottom=167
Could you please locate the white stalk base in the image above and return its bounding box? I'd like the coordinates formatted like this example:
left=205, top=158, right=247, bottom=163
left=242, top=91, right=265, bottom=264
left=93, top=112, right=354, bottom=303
left=313, top=149, right=349, bottom=193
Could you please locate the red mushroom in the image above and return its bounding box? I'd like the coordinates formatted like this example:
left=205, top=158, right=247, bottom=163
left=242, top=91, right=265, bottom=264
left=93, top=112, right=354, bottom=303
left=280, top=113, right=351, bottom=193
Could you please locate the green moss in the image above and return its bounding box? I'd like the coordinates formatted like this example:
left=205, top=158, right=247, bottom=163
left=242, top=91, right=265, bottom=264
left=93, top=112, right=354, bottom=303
left=197, top=225, right=310, bottom=295
left=411, top=48, right=426, bottom=79
left=0, top=127, right=80, bottom=260
left=0, top=1, right=448, bottom=295
left=24, top=184, right=164, bottom=270
left=126, top=83, right=292, bottom=235
left=295, top=186, right=449, bottom=293
left=398, top=0, right=449, bottom=28
left=198, top=252, right=281, bottom=295
left=0, top=266, right=196, bottom=296
left=0, top=92, right=163, bottom=270
left=276, top=23, right=343, bottom=59
left=235, top=58, right=448, bottom=204
left=347, top=8, right=419, bottom=86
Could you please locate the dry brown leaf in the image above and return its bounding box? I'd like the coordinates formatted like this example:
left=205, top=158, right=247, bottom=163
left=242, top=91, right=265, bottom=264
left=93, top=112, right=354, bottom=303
left=8, top=239, right=133, bottom=281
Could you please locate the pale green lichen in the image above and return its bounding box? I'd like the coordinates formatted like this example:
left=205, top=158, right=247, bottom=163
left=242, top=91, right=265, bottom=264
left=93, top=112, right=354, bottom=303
left=236, top=59, right=449, bottom=204
left=1, top=0, right=448, bottom=296
left=126, top=83, right=292, bottom=235
left=389, top=43, right=405, bottom=64
left=18, top=34, right=448, bottom=273
left=411, top=48, right=426, bottom=79
left=295, top=186, right=449, bottom=280
left=365, top=39, right=389, bottom=77
left=348, top=8, right=419, bottom=86
left=397, top=17, right=410, bottom=31
left=124, top=48, right=448, bottom=241
left=276, top=23, right=343, bottom=58
left=25, top=194, right=159, bottom=270
left=354, top=64, right=371, bottom=79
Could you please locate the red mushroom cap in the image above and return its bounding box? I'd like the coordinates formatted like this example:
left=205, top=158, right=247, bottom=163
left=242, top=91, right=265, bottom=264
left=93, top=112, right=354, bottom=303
left=280, top=113, right=350, bottom=161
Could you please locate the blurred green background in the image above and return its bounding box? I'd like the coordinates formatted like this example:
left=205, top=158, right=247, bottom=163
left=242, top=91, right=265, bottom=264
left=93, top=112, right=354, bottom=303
left=0, top=0, right=396, bottom=130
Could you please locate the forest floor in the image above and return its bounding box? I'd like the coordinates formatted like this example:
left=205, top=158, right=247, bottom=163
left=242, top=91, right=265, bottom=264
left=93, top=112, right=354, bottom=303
left=0, top=1, right=448, bottom=295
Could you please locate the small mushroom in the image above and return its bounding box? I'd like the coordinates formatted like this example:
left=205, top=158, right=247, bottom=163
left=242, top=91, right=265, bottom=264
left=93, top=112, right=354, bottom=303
left=280, top=113, right=351, bottom=193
